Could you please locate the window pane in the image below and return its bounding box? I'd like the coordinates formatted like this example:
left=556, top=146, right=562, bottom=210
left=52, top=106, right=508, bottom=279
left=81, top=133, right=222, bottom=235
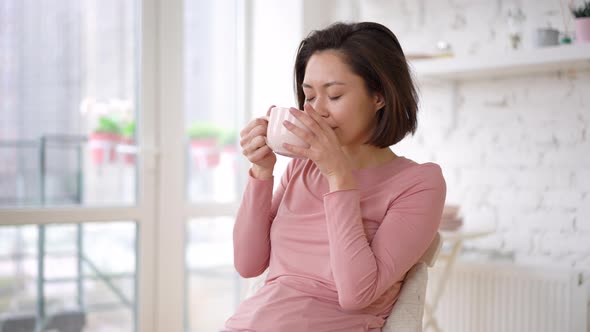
left=184, top=0, right=240, bottom=203
left=0, top=221, right=137, bottom=331
left=185, top=217, right=238, bottom=332
left=0, top=0, right=139, bottom=208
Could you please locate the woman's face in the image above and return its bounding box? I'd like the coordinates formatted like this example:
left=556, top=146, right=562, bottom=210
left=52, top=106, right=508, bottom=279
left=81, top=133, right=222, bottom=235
left=302, top=50, right=383, bottom=148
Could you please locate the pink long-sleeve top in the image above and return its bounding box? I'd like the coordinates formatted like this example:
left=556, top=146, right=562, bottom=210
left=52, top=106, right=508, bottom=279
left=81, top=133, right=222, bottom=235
left=224, top=156, right=446, bottom=332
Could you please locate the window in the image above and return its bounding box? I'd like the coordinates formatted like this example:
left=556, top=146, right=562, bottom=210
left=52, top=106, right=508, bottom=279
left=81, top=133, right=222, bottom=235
left=0, top=0, right=139, bottom=208
left=0, top=1, right=143, bottom=331
left=183, top=1, right=246, bottom=330
left=0, top=1, right=249, bottom=331
left=0, top=222, right=137, bottom=331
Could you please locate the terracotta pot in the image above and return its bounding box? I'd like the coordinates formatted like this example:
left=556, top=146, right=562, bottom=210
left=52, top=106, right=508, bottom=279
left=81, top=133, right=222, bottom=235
left=575, top=17, right=590, bottom=43
left=89, top=132, right=119, bottom=165
left=190, top=138, right=220, bottom=168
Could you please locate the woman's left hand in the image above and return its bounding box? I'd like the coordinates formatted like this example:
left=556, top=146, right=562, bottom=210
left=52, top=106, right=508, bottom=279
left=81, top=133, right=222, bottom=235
left=283, top=103, right=356, bottom=191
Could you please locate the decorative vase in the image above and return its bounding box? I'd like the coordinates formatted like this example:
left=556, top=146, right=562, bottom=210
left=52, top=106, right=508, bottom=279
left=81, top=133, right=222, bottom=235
left=575, top=17, right=590, bottom=43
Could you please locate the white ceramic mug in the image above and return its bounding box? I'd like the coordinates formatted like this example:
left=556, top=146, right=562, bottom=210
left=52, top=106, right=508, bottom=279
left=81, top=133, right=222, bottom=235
left=263, top=107, right=309, bottom=158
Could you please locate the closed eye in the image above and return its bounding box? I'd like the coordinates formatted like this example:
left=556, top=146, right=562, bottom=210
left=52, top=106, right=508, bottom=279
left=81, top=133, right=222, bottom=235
left=329, top=96, right=342, bottom=101
left=305, top=97, right=316, bottom=102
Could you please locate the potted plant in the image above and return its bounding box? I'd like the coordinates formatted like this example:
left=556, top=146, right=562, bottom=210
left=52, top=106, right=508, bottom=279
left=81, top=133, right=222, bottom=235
left=218, top=128, right=238, bottom=170
left=119, top=120, right=136, bottom=164
left=187, top=122, right=222, bottom=168
left=89, top=115, right=121, bottom=165
left=218, top=128, right=237, bottom=152
left=572, top=1, right=590, bottom=43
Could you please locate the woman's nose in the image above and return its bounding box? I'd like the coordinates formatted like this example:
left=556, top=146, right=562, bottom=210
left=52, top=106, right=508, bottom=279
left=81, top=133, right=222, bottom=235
left=311, top=100, right=330, bottom=118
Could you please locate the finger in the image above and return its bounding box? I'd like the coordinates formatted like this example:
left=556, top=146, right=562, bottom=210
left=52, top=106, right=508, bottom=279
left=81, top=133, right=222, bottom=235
left=283, top=120, right=316, bottom=145
left=282, top=142, right=308, bottom=159
left=240, top=118, right=267, bottom=138
left=289, top=107, right=323, bottom=137
left=249, top=145, right=274, bottom=163
left=240, top=119, right=261, bottom=138
left=240, top=123, right=268, bottom=147
left=242, top=136, right=266, bottom=155
left=304, top=103, right=333, bottom=134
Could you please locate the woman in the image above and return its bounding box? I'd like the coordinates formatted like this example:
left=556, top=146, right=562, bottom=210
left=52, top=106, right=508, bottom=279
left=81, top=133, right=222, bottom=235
left=223, top=22, right=446, bottom=332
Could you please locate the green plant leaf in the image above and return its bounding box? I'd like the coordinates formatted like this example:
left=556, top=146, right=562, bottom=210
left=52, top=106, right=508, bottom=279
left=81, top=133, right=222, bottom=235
left=187, top=122, right=221, bottom=140
left=122, top=121, right=136, bottom=138
left=94, top=116, right=122, bottom=134
left=218, top=128, right=237, bottom=146
left=572, top=1, right=590, bottom=17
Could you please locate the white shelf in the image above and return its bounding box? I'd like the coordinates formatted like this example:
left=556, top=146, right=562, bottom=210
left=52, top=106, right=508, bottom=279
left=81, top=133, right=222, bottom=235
left=410, top=44, right=590, bottom=81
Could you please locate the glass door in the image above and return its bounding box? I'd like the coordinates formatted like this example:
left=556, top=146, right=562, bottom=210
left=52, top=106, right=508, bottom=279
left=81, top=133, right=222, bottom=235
left=182, top=1, right=248, bottom=331
left=0, top=1, right=145, bottom=331
left=1, top=1, right=250, bottom=331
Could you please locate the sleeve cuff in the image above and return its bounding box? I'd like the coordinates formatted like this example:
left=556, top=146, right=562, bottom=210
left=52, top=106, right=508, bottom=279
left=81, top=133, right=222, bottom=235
left=248, top=168, right=274, bottom=183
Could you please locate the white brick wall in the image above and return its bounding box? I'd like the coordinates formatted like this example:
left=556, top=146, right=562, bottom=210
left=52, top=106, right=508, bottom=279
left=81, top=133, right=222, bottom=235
left=354, top=0, right=590, bottom=271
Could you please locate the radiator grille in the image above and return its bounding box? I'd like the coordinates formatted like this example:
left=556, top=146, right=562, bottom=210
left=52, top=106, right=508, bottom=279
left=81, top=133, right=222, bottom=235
left=426, top=262, right=588, bottom=332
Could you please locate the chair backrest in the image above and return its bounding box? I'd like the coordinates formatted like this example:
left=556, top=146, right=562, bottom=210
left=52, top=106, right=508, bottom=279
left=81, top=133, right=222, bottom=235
left=383, top=232, right=443, bottom=332
left=382, top=262, right=428, bottom=332
left=418, top=232, right=442, bottom=268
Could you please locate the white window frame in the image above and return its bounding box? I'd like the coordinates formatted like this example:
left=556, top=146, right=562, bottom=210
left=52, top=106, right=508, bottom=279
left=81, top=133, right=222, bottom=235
left=0, top=0, right=252, bottom=331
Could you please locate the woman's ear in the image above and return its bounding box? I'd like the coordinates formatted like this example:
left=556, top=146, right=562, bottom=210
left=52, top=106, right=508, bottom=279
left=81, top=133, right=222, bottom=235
left=373, top=93, right=385, bottom=112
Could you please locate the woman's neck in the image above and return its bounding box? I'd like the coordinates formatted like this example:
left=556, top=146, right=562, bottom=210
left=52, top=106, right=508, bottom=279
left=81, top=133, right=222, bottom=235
left=341, top=145, right=397, bottom=170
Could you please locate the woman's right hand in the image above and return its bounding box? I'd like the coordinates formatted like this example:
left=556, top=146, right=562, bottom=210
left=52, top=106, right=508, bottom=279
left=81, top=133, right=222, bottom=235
left=240, top=105, right=276, bottom=179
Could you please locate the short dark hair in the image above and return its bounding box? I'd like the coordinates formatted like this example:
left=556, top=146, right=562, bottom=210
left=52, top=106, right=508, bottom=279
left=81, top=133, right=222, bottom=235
left=294, top=22, right=418, bottom=147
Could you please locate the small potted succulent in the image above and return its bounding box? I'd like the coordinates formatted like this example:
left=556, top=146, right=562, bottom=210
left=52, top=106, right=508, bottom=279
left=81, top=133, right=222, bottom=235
left=187, top=122, right=222, bottom=168
left=572, top=1, right=590, bottom=43
left=89, top=116, right=121, bottom=165
left=119, top=120, right=136, bottom=164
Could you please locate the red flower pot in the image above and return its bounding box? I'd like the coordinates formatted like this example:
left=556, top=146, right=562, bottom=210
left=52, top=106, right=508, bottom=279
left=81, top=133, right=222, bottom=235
left=118, top=137, right=136, bottom=165
left=89, top=132, right=120, bottom=165
left=190, top=138, right=220, bottom=168
left=221, top=145, right=238, bottom=170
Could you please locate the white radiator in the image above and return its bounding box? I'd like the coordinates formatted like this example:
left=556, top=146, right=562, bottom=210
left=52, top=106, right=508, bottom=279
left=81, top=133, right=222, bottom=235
left=426, top=261, right=588, bottom=332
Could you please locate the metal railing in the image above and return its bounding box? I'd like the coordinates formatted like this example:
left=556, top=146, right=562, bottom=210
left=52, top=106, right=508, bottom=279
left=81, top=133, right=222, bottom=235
left=0, top=135, right=137, bottom=332
left=1, top=135, right=242, bottom=332
left=0, top=135, right=86, bottom=206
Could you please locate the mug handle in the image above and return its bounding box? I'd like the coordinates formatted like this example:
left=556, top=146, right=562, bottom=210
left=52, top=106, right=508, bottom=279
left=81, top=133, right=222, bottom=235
left=261, top=115, right=270, bottom=146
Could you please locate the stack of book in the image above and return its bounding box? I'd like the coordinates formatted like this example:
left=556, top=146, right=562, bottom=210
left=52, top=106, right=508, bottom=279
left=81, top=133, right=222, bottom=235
left=440, top=204, right=463, bottom=231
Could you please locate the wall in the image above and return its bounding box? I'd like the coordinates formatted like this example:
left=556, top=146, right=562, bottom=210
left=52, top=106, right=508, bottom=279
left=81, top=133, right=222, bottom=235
left=250, top=0, right=590, bottom=273
left=354, top=0, right=590, bottom=272
left=248, top=0, right=304, bottom=177
left=250, top=0, right=304, bottom=113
